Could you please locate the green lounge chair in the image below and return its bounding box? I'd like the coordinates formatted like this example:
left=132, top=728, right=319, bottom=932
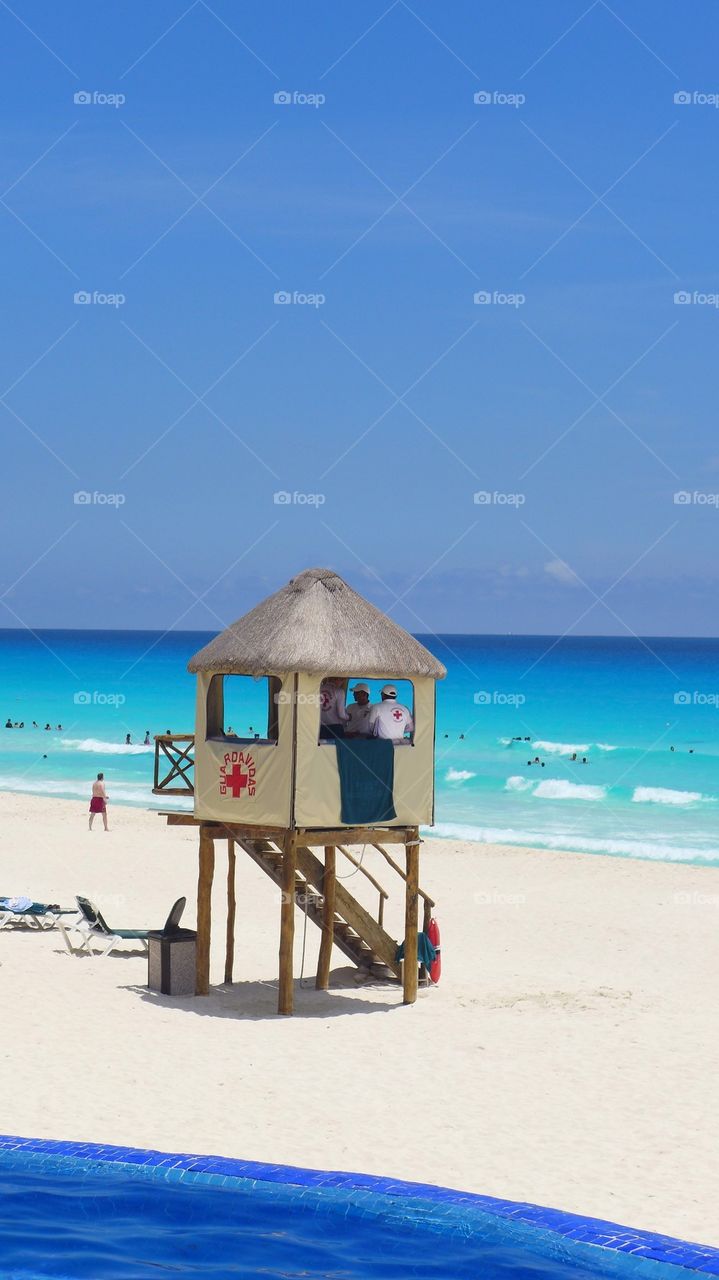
left=0, top=897, right=78, bottom=931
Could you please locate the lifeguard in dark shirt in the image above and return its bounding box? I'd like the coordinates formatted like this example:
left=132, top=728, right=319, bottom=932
left=345, top=683, right=373, bottom=737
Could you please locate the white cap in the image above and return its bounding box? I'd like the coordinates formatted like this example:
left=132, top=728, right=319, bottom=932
left=353, top=682, right=370, bottom=694
left=381, top=684, right=397, bottom=697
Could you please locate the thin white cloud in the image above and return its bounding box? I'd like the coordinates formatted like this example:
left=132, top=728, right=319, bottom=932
left=544, top=558, right=582, bottom=587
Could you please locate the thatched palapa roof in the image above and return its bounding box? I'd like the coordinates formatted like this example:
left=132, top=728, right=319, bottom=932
left=187, top=568, right=446, bottom=679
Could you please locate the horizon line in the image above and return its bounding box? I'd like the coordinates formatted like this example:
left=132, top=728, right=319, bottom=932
left=0, top=627, right=717, bottom=642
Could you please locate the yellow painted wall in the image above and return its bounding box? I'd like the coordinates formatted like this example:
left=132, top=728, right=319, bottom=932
left=192, top=672, right=294, bottom=825
left=192, top=672, right=437, bottom=828
left=293, top=674, right=436, bottom=827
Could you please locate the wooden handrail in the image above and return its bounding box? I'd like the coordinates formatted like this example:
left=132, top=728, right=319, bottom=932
left=337, top=844, right=389, bottom=928
left=371, top=842, right=435, bottom=909
left=336, top=845, right=389, bottom=900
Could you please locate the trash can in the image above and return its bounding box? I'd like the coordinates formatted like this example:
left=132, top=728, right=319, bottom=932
left=148, top=927, right=197, bottom=997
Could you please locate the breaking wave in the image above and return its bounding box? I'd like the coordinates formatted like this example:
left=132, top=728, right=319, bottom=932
left=426, top=823, right=719, bottom=864
left=0, top=774, right=167, bottom=805
left=631, top=786, right=710, bottom=806
left=530, top=740, right=620, bottom=756
left=504, top=776, right=606, bottom=800
left=533, top=779, right=606, bottom=801
left=60, top=738, right=153, bottom=756
left=445, top=768, right=476, bottom=783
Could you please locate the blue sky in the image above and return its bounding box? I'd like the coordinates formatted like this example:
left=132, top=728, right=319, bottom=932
left=1, top=1, right=718, bottom=636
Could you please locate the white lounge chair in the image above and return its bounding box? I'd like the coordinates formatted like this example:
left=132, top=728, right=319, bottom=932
left=59, top=895, right=186, bottom=958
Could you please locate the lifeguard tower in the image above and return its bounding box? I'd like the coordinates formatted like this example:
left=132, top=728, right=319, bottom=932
left=154, top=567, right=446, bottom=1014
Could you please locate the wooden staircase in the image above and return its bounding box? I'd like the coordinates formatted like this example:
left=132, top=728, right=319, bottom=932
left=237, top=836, right=403, bottom=979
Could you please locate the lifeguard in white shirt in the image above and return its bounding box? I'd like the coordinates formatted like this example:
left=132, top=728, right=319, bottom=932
left=368, top=684, right=414, bottom=744
left=319, top=677, right=349, bottom=740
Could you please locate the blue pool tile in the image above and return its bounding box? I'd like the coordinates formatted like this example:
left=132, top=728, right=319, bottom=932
left=0, top=1132, right=715, bottom=1276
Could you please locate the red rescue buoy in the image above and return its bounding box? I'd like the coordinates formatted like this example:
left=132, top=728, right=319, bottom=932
left=426, top=916, right=441, bottom=984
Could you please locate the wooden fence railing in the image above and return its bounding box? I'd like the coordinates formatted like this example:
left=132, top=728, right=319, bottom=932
left=153, top=734, right=195, bottom=795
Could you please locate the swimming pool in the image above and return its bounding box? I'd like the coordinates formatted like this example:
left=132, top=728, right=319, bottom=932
left=0, top=1136, right=716, bottom=1279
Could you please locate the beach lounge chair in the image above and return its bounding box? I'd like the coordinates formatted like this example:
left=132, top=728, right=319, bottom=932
left=59, top=895, right=186, bottom=958
left=0, top=897, right=78, bottom=931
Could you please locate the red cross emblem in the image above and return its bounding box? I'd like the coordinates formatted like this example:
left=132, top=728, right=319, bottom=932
left=224, top=763, right=248, bottom=797
left=220, top=750, right=256, bottom=799
left=392, top=707, right=403, bottom=721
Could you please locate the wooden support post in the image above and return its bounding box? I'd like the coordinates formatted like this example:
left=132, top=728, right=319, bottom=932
left=278, top=832, right=297, bottom=1015
left=196, top=823, right=215, bottom=996
left=403, top=827, right=419, bottom=1005
left=225, top=837, right=236, bottom=985
left=316, top=845, right=336, bottom=991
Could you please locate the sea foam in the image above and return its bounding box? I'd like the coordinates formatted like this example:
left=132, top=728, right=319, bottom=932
left=533, top=779, right=606, bottom=801
left=532, top=740, right=590, bottom=756
left=0, top=774, right=179, bottom=806
left=61, top=738, right=153, bottom=756
left=445, top=768, right=476, bottom=783
left=427, top=823, right=719, bottom=864
left=504, top=775, right=606, bottom=800
left=631, top=786, right=707, bottom=806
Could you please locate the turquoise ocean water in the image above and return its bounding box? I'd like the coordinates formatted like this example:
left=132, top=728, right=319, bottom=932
left=0, top=629, right=716, bottom=866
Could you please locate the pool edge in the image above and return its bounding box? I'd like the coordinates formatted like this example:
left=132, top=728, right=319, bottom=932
left=0, top=1134, right=715, bottom=1275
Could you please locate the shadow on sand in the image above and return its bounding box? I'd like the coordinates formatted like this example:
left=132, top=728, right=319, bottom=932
left=122, top=966, right=402, bottom=1020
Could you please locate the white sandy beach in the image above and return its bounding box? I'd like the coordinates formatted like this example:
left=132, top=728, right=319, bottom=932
left=0, top=790, right=716, bottom=1247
